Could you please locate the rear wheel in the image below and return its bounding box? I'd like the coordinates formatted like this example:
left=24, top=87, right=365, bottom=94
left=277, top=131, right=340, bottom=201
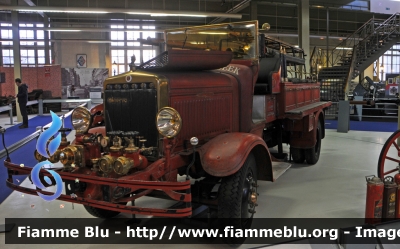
left=84, top=205, right=120, bottom=218
left=291, top=147, right=305, bottom=163
left=305, top=120, right=322, bottom=165
left=218, top=153, right=258, bottom=245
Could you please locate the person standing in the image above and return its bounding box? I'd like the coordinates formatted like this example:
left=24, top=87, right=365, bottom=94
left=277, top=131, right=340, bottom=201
left=14, top=78, right=28, bottom=129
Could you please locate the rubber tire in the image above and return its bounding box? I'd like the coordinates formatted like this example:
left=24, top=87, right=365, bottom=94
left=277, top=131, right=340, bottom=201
left=84, top=205, right=120, bottom=218
left=218, top=153, right=257, bottom=245
left=305, top=121, right=322, bottom=165
left=291, top=147, right=305, bottom=163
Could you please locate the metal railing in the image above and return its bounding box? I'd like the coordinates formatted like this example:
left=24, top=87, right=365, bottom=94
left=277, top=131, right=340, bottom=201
left=0, top=102, right=88, bottom=159
left=1, top=98, right=103, bottom=120
left=344, top=45, right=358, bottom=100
left=38, top=98, right=103, bottom=116
left=0, top=100, right=39, bottom=125
left=325, top=101, right=399, bottom=120
left=328, top=17, right=379, bottom=67
left=326, top=13, right=400, bottom=69
left=311, top=13, right=400, bottom=70
left=0, top=104, right=14, bottom=125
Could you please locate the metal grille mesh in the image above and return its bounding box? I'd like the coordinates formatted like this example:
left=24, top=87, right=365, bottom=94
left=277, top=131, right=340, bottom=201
left=320, top=78, right=345, bottom=119
left=104, top=89, right=158, bottom=147
left=139, top=51, right=169, bottom=69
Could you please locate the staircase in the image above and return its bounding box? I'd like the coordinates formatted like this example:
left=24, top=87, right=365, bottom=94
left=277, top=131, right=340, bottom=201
left=315, top=13, right=400, bottom=111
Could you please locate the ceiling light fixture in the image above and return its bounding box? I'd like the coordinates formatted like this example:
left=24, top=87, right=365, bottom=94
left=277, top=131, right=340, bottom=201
left=150, top=13, right=207, bottom=17
left=46, top=29, right=82, bottom=32
left=0, top=5, right=242, bottom=19
left=42, top=27, right=164, bottom=32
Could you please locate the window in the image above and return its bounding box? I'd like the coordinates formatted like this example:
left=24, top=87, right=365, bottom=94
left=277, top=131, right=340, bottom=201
left=142, top=26, right=156, bottom=47
left=127, top=50, right=141, bottom=65
left=110, top=24, right=159, bottom=75
left=38, top=50, right=45, bottom=64
left=374, top=44, right=400, bottom=80
left=1, top=23, right=12, bottom=45
left=143, top=50, right=156, bottom=63
left=111, top=50, right=126, bottom=74
left=127, top=26, right=140, bottom=46
left=0, top=22, right=51, bottom=66
left=2, top=49, right=14, bottom=65
left=342, top=1, right=369, bottom=11
left=111, top=25, right=125, bottom=46
left=20, top=49, right=35, bottom=65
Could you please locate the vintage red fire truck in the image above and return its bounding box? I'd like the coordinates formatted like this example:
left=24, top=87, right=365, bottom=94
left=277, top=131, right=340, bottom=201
left=5, top=21, right=330, bottom=227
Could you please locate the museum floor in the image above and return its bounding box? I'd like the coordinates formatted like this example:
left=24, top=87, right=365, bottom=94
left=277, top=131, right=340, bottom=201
left=0, top=113, right=396, bottom=249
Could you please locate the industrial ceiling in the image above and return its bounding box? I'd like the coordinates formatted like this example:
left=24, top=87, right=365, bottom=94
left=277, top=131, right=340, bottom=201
left=0, top=0, right=392, bottom=46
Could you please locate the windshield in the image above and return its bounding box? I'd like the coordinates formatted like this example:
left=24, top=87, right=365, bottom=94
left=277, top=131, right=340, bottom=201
left=165, top=21, right=258, bottom=60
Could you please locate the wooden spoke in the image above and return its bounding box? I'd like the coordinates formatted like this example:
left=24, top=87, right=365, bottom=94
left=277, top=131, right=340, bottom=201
left=385, top=156, right=400, bottom=164
left=392, top=141, right=400, bottom=152
left=384, top=168, right=399, bottom=176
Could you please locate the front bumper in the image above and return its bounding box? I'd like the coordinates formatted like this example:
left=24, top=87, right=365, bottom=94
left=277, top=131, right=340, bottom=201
left=4, top=160, right=192, bottom=217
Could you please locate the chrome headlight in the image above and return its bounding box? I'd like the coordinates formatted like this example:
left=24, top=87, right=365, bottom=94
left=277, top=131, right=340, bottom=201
left=156, top=107, right=182, bottom=138
left=72, top=106, right=92, bottom=134
left=370, top=85, right=375, bottom=90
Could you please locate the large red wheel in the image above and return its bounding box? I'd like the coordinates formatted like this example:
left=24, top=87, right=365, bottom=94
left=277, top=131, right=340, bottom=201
left=378, top=130, right=400, bottom=178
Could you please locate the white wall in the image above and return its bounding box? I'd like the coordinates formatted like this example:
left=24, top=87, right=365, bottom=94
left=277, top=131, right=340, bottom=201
left=371, top=0, right=400, bottom=14
left=53, top=32, right=108, bottom=68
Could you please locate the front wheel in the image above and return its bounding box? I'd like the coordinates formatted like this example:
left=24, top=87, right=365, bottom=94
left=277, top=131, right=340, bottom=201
left=218, top=153, right=258, bottom=244
left=304, top=120, right=322, bottom=165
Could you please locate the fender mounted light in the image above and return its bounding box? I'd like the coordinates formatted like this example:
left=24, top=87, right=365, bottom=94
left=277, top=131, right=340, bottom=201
left=156, top=107, right=182, bottom=138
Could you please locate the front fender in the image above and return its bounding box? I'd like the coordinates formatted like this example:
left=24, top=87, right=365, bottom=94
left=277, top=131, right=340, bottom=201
left=198, top=132, right=271, bottom=178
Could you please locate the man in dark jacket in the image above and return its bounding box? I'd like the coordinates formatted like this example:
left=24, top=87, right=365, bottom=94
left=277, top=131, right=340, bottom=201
left=14, top=78, right=28, bottom=129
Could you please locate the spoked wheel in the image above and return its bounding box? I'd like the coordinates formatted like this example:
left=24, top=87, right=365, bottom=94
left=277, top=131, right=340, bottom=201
left=378, top=130, right=400, bottom=178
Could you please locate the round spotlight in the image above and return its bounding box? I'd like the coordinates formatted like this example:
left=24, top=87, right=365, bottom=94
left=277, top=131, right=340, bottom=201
left=71, top=106, right=92, bottom=134
left=156, top=107, right=182, bottom=138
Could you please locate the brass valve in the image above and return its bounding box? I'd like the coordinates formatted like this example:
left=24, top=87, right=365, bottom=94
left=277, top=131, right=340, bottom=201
left=98, top=155, right=115, bottom=173
left=124, top=137, right=139, bottom=153
left=59, top=145, right=83, bottom=167
left=139, top=139, right=147, bottom=148
left=49, top=150, right=61, bottom=163
left=110, top=136, right=123, bottom=152
left=113, top=156, right=134, bottom=175
left=34, top=150, right=46, bottom=162
left=60, top=134, right=70, bottom=146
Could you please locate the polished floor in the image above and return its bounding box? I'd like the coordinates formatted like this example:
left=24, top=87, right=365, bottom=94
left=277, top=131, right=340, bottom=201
left=0, top=113, right=397, bottom=249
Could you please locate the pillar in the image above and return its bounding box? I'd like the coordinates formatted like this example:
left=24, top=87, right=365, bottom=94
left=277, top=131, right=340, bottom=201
left=11, top=4, right=22, bottom=123
left=44, top=15, right=50, bottom=65
left=298, top=0, right=310, bottom=77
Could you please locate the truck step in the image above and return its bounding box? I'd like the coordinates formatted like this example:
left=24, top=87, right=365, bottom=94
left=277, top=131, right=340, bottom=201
left=272, top=161, right=292, bottom=181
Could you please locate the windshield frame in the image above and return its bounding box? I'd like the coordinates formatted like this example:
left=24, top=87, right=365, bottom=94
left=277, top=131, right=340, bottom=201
left=164, top=20, right=259, bottom=61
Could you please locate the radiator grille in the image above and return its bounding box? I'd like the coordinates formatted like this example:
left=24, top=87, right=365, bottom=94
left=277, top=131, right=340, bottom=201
left=172, top=94, right=233, bottom=140
left=104, top=86, right=158, bottom=147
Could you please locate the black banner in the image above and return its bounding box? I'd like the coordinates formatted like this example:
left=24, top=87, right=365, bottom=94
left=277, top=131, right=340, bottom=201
left=4, top=218, right=400, bottom=245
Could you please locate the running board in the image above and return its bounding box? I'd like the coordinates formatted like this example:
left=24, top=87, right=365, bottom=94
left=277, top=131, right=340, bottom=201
left=272, top=161, right=292, bottom=181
